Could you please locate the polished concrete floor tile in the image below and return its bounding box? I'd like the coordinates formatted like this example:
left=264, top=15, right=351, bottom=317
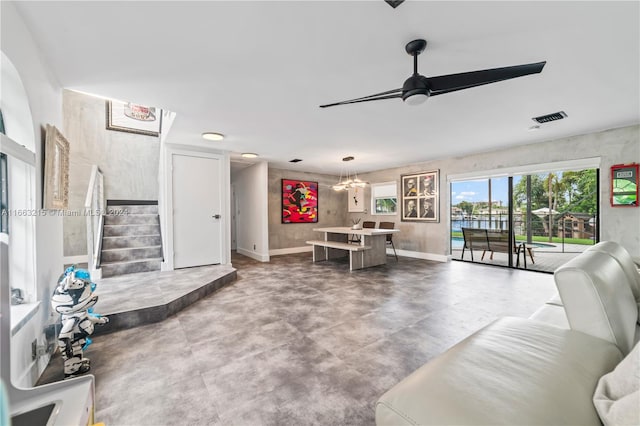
left=78, top=252, right=555, bottom=425
left=96, top=374, right=221, bottom=426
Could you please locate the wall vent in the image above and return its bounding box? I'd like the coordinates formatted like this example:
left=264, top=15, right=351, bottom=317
left=289, top=158, right=302, bottom=163
left=532, top=111, right=567, bottom=124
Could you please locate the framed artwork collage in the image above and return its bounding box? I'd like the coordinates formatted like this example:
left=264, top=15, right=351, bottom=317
left=401, top=170, right=439, bottom=222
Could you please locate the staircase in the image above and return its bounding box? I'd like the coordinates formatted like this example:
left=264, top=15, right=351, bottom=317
left=100, top=201, right=163, bottom=278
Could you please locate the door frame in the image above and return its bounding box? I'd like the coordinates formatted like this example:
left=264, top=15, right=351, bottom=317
left=162, top=146, right=231, bottom=270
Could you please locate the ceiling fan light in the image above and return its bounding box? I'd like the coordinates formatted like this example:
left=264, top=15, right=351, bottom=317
left=404, top=92, right=428, bottom=106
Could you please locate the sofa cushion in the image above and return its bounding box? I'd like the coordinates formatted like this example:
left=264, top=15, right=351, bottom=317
left=587, top=241, right=640, bottom=302
left=376, top=317, right=622, bottom=426
left=555, top=250, right=638, bottom=355
left=587, top=241, right=640, bottom=323
left=593, top=342, right=640, bottom=426
left=529, top=303, right=569, bottom=329
left=546, top=291, right=564, bottom=306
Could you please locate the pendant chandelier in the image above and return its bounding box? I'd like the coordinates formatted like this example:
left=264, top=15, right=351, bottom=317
left=332, top=156, right=369, bottom=191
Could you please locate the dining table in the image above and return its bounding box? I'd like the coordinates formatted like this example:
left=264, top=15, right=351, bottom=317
left=306, top=226, right=399, bottom=270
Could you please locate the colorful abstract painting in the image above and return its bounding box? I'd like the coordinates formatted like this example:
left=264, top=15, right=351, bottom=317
left=282, top=179, right=318, bottom=223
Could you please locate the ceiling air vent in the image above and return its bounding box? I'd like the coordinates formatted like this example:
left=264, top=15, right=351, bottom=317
left=289, top=158, right=302, bottom=163
left=532, top=111, right=567, bottom=124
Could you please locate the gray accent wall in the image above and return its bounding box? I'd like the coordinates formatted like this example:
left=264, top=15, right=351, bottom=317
left=268, top=168, right=348, bottom=250
left=62, top=90, right=160, bottom=256
left=349, top=124, right=640, bottom=257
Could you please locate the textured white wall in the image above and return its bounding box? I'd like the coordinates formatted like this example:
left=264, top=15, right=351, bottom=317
left=268, top=168, right=348, bottom=251
left=350, top=124, right=640, bottom=257
left=1, top=1, right=64, bottom=387
left=62, top=89, right=161, bottom=257
left=233, top=162, right=269, bottom=261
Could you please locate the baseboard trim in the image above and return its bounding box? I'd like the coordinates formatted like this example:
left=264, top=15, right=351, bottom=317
left=63, top=255, right=88, bottom=265
left=390, top=248, right=449, bottom=262
left=237, top=248, right=270, bottom=262
left=269, top=246, right=313, bottom=256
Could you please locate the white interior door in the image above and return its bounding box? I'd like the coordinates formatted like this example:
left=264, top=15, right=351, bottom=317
left=172, top=153, right=222, bottom=268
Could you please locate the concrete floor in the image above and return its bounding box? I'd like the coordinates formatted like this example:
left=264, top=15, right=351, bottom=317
left=48, top=252, right=557, bottom=425
left=453, top=242, right=591, bottom=273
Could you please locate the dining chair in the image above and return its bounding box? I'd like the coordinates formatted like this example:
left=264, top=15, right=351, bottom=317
left=378, top=221, right=398, bottom=261
left=351, top=221, right=376, bottom=243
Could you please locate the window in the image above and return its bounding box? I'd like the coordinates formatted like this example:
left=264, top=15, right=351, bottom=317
left=1, top=135, right=37, bottom=304
left=371, top=181, right=397, bottom=215
left=449, top=161, right=600, bottom=273
left=1, top=153, right=7, bottom=233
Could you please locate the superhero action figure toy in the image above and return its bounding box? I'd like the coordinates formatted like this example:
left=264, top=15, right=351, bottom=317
left=51, top=266, right=108, bottom=378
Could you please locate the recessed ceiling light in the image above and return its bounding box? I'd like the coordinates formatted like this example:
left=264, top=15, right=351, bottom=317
left=202, top=132, right=225, bottom=141
left=241, top=153, right=258, bottom=158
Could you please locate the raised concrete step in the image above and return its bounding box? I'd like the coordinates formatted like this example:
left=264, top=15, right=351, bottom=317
left=107, top=205, right=158, bottom=215
left=100, top=258, right=162, bottom=278
left=104, top=214, right=159, bottom=225
left=103, top=224, right=160, bottom=237
left=101, top=246, right=163, bottom=263
left=102, top=235, right=162, bottom=250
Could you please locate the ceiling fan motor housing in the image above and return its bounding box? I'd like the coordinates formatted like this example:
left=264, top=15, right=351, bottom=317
left=402, top=75, right=430, bottom=102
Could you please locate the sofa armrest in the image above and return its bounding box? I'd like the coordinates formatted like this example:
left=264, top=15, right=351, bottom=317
left=376, top=317, right=622, bottom=426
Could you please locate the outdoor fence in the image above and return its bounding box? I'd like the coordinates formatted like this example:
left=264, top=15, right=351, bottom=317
left=451, top=212, right=596, bottom=253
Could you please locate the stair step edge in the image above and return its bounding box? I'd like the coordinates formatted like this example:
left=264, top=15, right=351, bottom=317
left=102, top=234, right=161, bottom=239
left=101, top=258, right=163, bottom=266
left=103, top=224, right=159, bottom=227
left=101, top=245, right=162, bottom=252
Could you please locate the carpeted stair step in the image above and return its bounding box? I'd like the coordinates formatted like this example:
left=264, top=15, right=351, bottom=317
left=103, top=224, right=160, bottom=237
left=104, top=214, right=159, bottom=225
left=101, top=258, right=162, bottom=278
left=102, top=235, right=162, bottom=250
left=107, top=204, right=158, bottom=215
left=101, top=246, right=163, bottom=263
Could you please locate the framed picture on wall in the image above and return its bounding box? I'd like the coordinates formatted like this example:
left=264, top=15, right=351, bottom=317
left=348, top=186, right=365, bottom=212
left=610, top=163, right=638, bottom=207
left=401, top=170, right=439, bottom=222
left=282, top=179, right=318, bottom=223
left=43, top=124, right=70, bottom=210
left=106, top=100, right=162, bottom=137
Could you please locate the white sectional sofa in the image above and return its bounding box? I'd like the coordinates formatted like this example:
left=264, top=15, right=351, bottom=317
left=376, top=241, right=640, bottom=425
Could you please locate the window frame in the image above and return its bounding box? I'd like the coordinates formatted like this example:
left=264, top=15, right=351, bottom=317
left=371, top=181, right=398, bottom=216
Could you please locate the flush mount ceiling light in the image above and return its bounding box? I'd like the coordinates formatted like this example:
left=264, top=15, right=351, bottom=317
left=201, top=132, right=225, bottom=141
left=241, top=153, right=258, bottom=158
left=332, top=156, right=369, bottom=191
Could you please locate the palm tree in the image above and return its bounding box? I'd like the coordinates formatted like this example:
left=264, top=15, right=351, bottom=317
left=545, top=173, right=565, bottom=242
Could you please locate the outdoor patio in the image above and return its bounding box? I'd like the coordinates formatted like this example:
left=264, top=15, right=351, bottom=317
left=451, top=241, right=592, bottom=273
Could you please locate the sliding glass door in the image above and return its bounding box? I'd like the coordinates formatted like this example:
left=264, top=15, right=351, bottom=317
left=451, top=168, right=598, bottom=272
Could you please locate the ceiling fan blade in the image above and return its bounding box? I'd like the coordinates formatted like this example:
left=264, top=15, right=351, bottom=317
left=320, top=88, right=402, bottom=108
left=427, top=61, right=546, bottom=95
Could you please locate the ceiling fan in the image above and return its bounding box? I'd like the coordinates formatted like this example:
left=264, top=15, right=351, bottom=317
left=319, top=39, right=546, bottom=108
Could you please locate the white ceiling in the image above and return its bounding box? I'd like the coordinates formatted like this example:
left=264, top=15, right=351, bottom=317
left=11, top=1, right=640, bottom=174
